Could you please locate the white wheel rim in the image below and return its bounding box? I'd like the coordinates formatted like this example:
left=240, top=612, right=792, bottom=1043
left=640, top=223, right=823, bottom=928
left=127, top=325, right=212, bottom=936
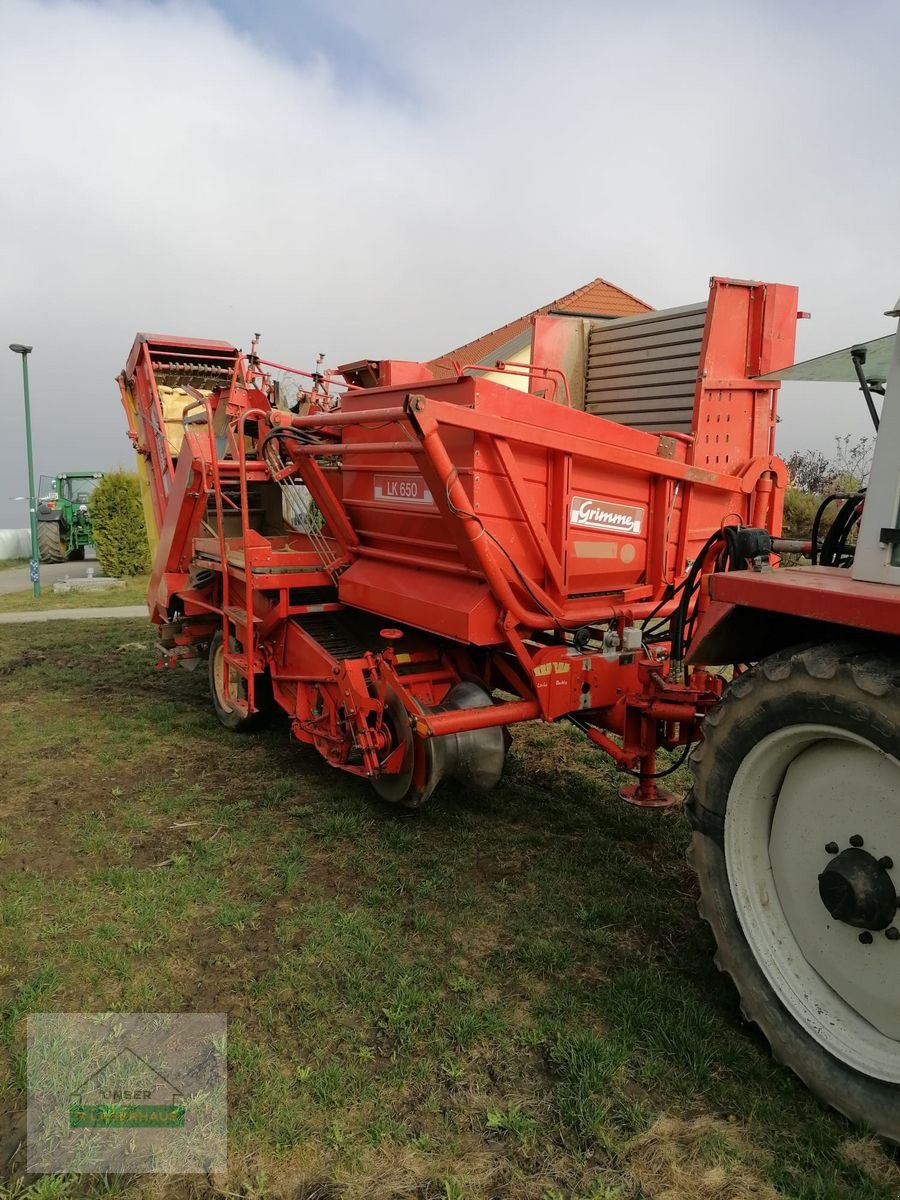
left=213, top=643, right=238, bottom=714
left=725, top=723, right=900, bottom=1081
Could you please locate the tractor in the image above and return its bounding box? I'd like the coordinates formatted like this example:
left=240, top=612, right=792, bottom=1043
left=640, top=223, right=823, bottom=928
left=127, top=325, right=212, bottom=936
left=118, top=278, right=900, bottom=1141
left=36, top=471, right=103, bottom=563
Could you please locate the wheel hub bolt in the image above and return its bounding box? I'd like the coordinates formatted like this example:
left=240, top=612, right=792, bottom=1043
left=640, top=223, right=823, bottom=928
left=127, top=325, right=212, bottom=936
left=825, top=842, right=839, bottom=855
left=886, top=927, right=900, bottom=942
left=859, top=931, right=874, bottom=945
left=879, top=856, right=894, bottom=870
left=850, top=834, right=865, bottom=847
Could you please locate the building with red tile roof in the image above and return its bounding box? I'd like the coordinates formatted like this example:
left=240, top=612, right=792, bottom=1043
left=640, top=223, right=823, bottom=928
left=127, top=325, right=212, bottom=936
left=428, top=276, right=653, bottom=377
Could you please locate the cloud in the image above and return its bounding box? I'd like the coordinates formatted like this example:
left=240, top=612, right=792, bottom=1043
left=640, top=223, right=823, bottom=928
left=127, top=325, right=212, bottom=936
left=1, top=0, right=897, bottom=526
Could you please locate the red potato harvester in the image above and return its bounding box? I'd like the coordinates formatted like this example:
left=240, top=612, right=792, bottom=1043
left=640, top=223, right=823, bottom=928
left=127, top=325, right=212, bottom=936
left=119, top=277, right=900, bottom=1140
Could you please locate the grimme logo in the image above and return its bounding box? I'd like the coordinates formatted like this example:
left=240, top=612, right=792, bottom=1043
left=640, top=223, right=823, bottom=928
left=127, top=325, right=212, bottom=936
left=569, top=496, right=645, bottom=536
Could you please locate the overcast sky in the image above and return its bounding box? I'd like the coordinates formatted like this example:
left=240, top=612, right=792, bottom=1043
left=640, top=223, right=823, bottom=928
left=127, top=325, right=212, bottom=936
left=1, top=0, right=898, bottom=527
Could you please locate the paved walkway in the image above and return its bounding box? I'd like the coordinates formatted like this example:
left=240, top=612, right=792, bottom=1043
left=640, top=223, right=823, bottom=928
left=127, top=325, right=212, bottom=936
left=0, top=606, right=146, bottom=624
left=0, top=556, right=100, bottom=596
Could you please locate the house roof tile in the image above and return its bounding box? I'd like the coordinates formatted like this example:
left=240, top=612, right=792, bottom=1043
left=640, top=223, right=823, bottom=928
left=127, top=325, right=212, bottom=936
left=428, top=276, right=652, bottom=376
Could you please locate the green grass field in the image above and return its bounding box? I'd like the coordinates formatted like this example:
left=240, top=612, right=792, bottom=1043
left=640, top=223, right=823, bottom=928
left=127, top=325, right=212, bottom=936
left=0, top=577, right=148, bottom=614
left=0, top=619, right=898, bottom=1199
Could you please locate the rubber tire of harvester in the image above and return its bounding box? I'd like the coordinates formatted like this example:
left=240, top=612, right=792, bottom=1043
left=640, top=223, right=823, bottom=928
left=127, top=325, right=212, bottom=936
left=208, top=630, right=271, bottom=733
left=686, top=641, right=900, bottom=1142
left=37, top=519, right=67, bottom=564
left=69, top=545, right=85, bottom=561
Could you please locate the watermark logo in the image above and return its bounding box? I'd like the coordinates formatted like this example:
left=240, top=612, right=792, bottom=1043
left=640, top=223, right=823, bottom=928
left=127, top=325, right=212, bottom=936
left=69, top=1047, right=185, bottom=1128
left=28, top=1013, right=226, bottom=1174
left=569, top=495, right=645, bottom=536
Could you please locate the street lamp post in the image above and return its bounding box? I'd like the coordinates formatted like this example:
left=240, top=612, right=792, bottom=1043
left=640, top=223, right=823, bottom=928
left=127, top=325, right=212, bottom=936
left=9, top=343, right=40, bottom=599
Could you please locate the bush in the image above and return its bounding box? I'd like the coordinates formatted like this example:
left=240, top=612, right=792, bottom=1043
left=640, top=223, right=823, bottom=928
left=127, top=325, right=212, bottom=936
left=90, top=471, right=151, bottom=577
left=781, top=436, right=870, bottom=552
left=781, top=487, right=821, bottom=542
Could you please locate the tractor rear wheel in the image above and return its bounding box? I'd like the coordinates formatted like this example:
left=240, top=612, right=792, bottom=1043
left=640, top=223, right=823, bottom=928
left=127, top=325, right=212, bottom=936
left=688, top=642, right=900, bottom=1141
left=209, top=630, right=268, bottom=732
left=37, top=520, right=67, bottom=563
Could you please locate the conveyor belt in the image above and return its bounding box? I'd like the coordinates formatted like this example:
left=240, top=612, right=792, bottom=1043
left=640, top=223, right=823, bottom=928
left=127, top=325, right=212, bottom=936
left=292, top=612, right=366, bottom=661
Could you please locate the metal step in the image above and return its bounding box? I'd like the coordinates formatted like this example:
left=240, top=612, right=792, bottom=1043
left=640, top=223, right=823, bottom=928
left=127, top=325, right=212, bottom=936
left=224, top=606, right=261, bottom=627
left=223, top=652, right=249, bottom=669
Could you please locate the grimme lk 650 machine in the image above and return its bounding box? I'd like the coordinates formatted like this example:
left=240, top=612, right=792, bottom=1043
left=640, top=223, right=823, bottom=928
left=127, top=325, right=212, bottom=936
left=119, top=276, right=900, bottom=1139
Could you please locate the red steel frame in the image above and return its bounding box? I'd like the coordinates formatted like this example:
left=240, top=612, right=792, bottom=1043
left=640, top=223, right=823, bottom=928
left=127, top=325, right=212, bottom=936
left=689, top=565, right=900, bottom=667
left=119, top=277, right=806, bottom=806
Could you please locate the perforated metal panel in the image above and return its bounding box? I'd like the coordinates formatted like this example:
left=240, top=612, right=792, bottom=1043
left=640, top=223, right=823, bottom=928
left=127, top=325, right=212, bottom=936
left=584, top=302, right=707, bottom=433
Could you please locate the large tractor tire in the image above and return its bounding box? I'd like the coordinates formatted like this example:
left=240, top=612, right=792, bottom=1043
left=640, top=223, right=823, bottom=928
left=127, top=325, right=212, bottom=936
left=688, top=642, right=900, bottom=1140
left=208, top=630, right=270, bottom=732
left=37, top=520, right=68, bottom=564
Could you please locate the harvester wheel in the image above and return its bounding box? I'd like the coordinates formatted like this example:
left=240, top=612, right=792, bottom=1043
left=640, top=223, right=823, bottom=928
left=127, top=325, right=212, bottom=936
left=209, top=630, right=268, bottom=732
left=687, top=642, right=900, bottom=1141
left=371, top=687, right=416, bottom=804
left=371, top=681, right=507, bottom=808
left=37, top=520, right=67, bottom=564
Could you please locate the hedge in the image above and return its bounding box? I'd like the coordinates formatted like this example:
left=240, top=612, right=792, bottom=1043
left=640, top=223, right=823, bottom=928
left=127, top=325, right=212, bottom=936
left=90, top=470, right=151, bottom=577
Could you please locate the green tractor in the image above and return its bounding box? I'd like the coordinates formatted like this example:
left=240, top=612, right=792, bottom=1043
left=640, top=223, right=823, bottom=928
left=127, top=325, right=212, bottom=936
left=37, top=471, right=103, bottom=563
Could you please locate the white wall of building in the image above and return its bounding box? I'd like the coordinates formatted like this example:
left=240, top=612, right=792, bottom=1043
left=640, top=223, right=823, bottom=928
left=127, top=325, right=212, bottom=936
left=481, top=343, right=533, bottom=392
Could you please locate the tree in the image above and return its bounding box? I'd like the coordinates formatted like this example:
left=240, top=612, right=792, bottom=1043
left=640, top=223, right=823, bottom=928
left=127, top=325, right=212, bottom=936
left=90, top=471, right=151, bottom=577
left=785, top=437, right=872, bottom=494
left=784, top=447, right=833, bottom=494
left=831, top=435, right=873, bottom=492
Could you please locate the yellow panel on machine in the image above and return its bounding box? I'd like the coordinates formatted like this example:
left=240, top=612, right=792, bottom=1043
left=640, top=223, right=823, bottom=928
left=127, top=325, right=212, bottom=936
left=117, top=333, right=240, bottom=556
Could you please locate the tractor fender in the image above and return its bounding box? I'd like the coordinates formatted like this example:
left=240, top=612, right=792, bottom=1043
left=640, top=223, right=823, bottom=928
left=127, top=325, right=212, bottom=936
left=37, top=504, right=63, bottom=523
left=688, top=596, right=899, bottom=664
